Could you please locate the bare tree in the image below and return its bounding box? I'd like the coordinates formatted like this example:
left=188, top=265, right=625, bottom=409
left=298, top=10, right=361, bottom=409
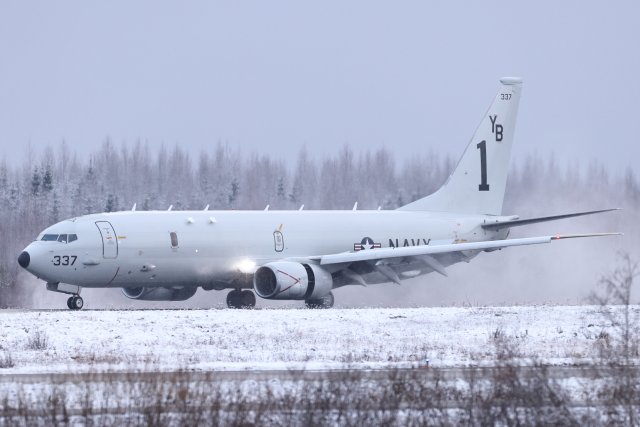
left=590, top=252, right=640, bottom=425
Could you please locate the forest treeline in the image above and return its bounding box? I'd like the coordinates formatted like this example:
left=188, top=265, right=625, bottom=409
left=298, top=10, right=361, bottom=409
left=0, top=140, right=638, bottom=306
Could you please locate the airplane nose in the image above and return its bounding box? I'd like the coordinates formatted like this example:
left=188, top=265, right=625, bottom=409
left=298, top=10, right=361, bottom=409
left=18, top=251, right=30, bottom=268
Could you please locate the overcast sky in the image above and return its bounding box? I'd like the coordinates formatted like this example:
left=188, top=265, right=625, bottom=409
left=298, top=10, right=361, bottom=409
left=0, top=1, right=638, bottom=170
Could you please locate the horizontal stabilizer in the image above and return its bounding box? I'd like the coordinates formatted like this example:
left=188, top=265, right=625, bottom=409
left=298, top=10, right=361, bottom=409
left=482, top=208, right=620, bottom=230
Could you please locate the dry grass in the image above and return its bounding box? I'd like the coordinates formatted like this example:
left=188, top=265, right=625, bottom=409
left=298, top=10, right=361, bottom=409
left=0, top=361, right=638, bottom=426
left=25, top=329, right=49, bottom=351
left=0, top=351, right=13, bottom=369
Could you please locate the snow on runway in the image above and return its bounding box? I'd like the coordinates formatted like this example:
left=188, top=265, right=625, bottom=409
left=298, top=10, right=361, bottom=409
left=0, top=305, right=630, bottom=374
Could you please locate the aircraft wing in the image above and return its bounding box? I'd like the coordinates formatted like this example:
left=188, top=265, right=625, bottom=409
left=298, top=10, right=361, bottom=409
left=314, top=233, right=620, bottom=266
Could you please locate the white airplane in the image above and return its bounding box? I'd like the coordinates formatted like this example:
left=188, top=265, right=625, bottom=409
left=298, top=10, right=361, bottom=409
left=18, top=78, right=619, bottom=310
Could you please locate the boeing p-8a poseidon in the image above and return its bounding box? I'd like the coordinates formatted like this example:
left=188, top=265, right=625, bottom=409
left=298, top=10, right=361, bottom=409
left=18, top=78, right=619, bottom=310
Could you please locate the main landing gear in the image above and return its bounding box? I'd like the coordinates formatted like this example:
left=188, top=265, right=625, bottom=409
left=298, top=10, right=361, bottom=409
left=226, top=289, right=256, bottom=309
left=66, top=295, right=84, bottom=310
left=305, top=292, right=334, bottom=309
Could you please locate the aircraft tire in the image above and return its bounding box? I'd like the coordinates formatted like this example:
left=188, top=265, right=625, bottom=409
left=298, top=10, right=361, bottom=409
left=240, top=290, right=256, bottom=308
left=305, top=292, right=334, bottom=309
left=67, top=297, right=74, bottom=310
left=70, top=296, right=84, bottom=310
left=226, top=290, right=242, bottom=309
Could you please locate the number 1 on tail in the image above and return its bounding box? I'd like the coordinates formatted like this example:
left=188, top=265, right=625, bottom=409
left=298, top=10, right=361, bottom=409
left=477, top=140, right=489, bottom=191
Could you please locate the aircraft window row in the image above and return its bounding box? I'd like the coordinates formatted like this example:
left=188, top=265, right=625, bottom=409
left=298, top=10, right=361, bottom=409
left=41, top=234, right=78, bottom=243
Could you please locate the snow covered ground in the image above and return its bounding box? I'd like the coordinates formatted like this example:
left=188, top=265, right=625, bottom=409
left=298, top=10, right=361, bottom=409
left=0, top=305, right=634, bottom=374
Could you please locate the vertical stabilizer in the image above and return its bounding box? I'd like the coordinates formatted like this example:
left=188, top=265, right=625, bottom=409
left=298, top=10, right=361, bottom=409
left=399, top=77, right=522, bottom=215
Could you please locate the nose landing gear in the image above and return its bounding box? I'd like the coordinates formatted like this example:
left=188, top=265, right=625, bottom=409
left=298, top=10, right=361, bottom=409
left=46, top=283, right=84, bottom=311
left=66, top=295, right=84, bottom=310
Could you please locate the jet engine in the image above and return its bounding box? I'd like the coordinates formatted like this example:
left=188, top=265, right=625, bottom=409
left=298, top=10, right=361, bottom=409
left=253, top=261, right=333, bottom=300
left=121, top=286, right=198, bottom=301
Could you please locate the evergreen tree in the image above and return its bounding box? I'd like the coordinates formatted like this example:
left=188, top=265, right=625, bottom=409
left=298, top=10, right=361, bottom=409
left=277, top=177, right=286, bottom=201
left=229, top=179, right=240, bottom=206
left=42, top=165, right=53, bottom=193
left=31, top=167, right=41, bottom=195
left=50, top=191, right=60, bottom=223
left=105, top=194, right=115, bottom=212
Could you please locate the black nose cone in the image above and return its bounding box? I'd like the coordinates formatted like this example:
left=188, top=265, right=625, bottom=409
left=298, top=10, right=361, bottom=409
left=18, top=251, right=30, bottom=268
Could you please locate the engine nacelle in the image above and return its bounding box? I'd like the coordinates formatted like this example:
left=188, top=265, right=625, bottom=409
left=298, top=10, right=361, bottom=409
left=121, top=286, right=197, bottom=301
left=253, top=261, right=333, bottom=300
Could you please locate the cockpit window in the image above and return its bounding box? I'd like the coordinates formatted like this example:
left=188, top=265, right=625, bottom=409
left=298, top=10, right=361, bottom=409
left=40, top=233, right=78, bottom=243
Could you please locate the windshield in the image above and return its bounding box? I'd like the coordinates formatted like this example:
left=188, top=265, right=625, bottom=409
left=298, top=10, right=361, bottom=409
left=40, top=234, right=78, bottom=243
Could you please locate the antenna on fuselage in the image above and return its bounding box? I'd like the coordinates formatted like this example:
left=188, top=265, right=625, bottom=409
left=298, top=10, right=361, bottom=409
left=168, top=205, right=173, bottom=211
left=352, top=202, right=358, bottom=211
left=298, top=204, right=304, bottom=211
left=131, top=203, right=137, bottom=211
left=204, top=204, right=209, bottom=211
left=264, top=205, right=270, bottom=211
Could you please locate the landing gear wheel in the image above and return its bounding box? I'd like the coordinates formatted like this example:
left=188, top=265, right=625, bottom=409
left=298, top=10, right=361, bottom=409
left=68, top=295, right=84, bottom=310
left=240, top=290, right=256, bottom=308
left=226, top=290, right=242, bottom=309
left=305, top=292, right=334, bottom=309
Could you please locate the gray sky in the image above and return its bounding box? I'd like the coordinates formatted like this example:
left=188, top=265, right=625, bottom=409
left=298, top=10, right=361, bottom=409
left=0, top=1, right=638, bottom=170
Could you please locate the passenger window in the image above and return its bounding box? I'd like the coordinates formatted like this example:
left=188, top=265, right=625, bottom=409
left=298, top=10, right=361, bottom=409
left=41, top=234, right=58, bottom=241
left=57, top=234, right=68, bottom=243
left=68, top=234, right=78, bottom=243
left=170, top=232, right=178, bottom=248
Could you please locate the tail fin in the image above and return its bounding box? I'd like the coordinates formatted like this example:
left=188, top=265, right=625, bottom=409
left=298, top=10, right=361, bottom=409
left=399, top=77, right=523, bottom=215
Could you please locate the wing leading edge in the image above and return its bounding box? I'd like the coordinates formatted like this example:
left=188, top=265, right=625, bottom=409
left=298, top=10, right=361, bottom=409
left=315, top=233, right=621, bottom=266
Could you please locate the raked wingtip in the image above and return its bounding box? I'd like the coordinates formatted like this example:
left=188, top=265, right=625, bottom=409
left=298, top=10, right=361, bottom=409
left=551, top=232, right=623, bottom=240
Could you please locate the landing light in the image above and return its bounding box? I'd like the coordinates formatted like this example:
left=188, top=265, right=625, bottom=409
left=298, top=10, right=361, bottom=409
left=237, top=260, right=256, bottom=274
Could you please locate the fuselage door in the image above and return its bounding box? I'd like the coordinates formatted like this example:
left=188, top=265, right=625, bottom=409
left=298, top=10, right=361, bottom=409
left=95, top=221, right=118, bottom=259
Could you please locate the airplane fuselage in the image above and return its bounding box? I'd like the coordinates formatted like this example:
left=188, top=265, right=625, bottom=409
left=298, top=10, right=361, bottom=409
left=21, top=210, right=506, bottom=290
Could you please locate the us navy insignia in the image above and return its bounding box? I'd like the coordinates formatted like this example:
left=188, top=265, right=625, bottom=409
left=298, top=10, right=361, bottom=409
left=354, top=236, right=381, bottom=251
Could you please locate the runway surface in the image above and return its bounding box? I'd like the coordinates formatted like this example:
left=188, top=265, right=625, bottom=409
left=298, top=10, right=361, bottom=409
left=2, top=365, right=634, bottom=384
